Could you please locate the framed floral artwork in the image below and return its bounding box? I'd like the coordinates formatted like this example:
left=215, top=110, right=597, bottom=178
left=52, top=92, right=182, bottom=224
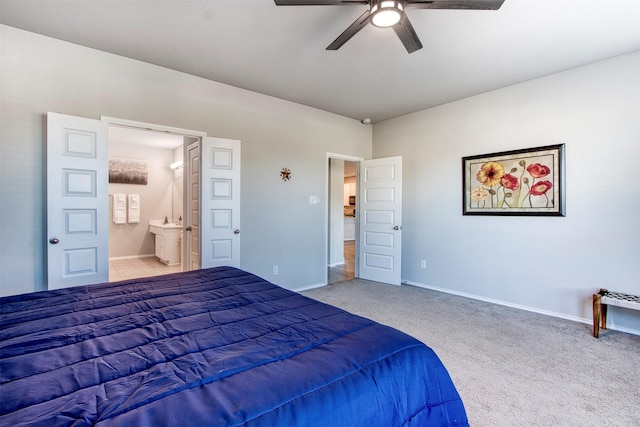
left=462, top=144, right=565, bottom=216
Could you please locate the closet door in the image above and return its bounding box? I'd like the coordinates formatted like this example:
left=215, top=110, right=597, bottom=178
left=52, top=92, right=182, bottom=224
left=46, top=112, right=109, bottom=289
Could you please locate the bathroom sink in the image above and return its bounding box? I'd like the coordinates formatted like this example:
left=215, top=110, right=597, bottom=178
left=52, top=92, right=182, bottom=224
left=149, top=219, right=182, bottom=229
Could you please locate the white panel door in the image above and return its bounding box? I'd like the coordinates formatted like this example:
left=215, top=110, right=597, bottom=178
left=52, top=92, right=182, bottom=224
left=358, top=156, right=402, bottom=285
left=47, top=112, right=109, bottom=289
left=200, top=137, right=241, bottom=268
left=185, top=142, right=200, bottom=270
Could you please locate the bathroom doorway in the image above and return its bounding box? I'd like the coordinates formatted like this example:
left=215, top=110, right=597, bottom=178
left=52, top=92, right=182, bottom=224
left=46, top=113, right=236, bottom=289
left=106, top=125, right=190, bottom=282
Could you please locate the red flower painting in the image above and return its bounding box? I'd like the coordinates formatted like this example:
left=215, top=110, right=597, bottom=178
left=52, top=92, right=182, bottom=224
left=470, top=154, right=556, bottom=210
left=527, top=163, right=551, bottom=179
left=530, top=180, right=553, bottom=196
left=464, top=145, right=564, bottom=216
left=500, top=174, right=519, bottom=191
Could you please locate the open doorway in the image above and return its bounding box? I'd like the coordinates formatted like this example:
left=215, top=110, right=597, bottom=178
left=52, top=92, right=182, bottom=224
left=106, top=126, right=186, bottom=281
left=327, top=157, right=359, bottom=284
left=46, top=113, right=234, bottom=290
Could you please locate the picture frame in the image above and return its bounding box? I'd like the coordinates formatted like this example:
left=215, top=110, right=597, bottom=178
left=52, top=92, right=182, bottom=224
left=109, top=157, right=148, bottom=185
left=462, top=144, right=565, bottom=216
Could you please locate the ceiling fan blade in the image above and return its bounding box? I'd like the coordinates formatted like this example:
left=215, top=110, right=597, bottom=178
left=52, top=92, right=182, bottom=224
left=326, top=10, right=371, bottom=50
left=405, top=0, right=505, bottom=10
left=392, top=15, right=423, bottom=53
left=274, top=1, right=367, bottom=5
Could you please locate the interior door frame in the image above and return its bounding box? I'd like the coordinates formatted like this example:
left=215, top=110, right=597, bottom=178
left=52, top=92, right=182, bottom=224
left=101, top=116, right=207, bottom=272
left=101, top=117, right=207, bottom=140
left=324, top=152, right=364, bottom=285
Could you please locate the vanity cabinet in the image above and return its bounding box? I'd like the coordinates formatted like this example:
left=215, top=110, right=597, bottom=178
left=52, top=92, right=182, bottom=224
left=149, top=223, right=181, bottom=266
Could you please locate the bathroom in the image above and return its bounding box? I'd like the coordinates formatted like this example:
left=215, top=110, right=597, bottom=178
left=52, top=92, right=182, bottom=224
left=108, top=126, right=185, bottom=281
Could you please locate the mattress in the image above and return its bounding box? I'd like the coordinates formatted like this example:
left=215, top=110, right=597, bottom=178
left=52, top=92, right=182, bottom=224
left=0, top=267, right=468, bottom=426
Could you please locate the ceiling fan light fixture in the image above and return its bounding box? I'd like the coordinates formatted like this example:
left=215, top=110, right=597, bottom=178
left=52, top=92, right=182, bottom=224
left=370, top=0, right=404, bottom=28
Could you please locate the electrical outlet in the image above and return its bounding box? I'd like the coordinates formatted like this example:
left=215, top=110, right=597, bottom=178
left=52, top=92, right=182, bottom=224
left=420, top=260, right=426, bottom=269
left=273, top=266, right=279, bottom=275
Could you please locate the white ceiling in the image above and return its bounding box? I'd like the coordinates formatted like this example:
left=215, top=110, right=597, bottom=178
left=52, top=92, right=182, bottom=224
left=1, top=0, right=639, bottom=123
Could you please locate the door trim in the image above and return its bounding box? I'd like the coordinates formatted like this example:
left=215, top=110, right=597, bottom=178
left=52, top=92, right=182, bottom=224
left=101, top=116, right=206, bottom=275
left=324, top=153, right=364, bottom=285
left=100, top=117, right=207, bottom=138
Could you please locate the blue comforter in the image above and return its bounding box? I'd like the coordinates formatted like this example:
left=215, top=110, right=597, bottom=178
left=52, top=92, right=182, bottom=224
left=0, top=267, right=467, bottom=426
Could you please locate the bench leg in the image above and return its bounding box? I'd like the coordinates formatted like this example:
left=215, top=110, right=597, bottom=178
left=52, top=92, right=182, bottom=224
left=592, top=293, right=601, bottom=338
left=601, top=303, right=608, bottom=331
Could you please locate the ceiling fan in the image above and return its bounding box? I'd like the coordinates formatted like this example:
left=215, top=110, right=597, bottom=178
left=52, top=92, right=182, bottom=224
left=274, top=1, right=505, bottom=53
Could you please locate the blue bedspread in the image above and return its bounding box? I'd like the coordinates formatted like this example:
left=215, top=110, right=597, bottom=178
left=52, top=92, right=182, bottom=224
left=0, top=267, right=467, bottom=426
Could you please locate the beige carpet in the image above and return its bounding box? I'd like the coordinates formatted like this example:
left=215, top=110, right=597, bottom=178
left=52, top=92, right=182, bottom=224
left=302, top=279, right=640, bottom=427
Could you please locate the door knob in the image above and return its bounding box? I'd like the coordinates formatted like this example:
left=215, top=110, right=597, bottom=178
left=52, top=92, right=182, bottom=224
left=185, top=226, right=192, bottom=231
left=393, top=226, right=402, bottom=231
left=233, top=229, right=240, bottom=234
left=49, top=237, right=60, bottom=244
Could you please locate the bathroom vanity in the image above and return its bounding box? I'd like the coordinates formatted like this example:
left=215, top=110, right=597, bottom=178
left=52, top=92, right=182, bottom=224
left=149, top=220, right=182, bottom=265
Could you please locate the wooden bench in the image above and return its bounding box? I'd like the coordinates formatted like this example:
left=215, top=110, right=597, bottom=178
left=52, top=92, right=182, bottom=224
left=592, top=288, right=640, bottom=337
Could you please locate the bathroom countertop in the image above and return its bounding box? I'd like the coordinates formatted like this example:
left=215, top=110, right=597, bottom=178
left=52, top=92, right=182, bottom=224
left=149, top=219, right=183, bottom=229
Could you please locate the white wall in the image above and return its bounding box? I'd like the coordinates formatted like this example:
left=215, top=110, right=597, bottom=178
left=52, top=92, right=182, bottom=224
left=0, top=26, right=371, bottom=296
left=172, top=145, right=184, bottom=223
left=373, top=51, right=640, bottom=334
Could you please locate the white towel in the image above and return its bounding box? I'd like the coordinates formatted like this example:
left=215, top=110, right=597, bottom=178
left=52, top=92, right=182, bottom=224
left=112, top=194, right=126, bottom=224
left=128, top=194, right=140, bottom=224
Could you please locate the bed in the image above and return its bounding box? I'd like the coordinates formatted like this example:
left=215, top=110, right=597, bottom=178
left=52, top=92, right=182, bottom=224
left=0, top=267, right=468, bottom=426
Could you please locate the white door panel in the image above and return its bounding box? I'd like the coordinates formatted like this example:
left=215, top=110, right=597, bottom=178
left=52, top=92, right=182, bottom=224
left=47, top=112, right=109, bottom=289
left=200, top=137, right=241, bottom=268
left=358, top=156, right=402, bottom=285
left=186, top=142, right=200, bottom=270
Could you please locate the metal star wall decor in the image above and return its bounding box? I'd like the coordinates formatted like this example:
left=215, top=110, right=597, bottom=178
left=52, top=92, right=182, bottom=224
left=280, top=167, right=291, bottom=181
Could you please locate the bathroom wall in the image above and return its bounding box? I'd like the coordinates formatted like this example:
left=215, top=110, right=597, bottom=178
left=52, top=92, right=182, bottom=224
left=108, top=141, right=175, bottom=258
left=172, top=145, right=184, bottom=224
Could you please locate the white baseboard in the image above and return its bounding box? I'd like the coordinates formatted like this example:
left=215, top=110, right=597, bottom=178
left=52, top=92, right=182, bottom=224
left=293, top=282, right=326, bottom=292
left=402, top=279, right=640, bottom=337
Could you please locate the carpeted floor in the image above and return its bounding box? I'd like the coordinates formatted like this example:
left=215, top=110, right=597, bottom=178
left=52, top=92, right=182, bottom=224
left=302, top=279, right=640, bottom=427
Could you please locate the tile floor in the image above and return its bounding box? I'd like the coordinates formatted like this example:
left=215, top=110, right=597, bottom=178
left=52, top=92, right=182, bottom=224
left=111, top=240, right=354, bottom=284
left=109, top=256, right=182, bottom=282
